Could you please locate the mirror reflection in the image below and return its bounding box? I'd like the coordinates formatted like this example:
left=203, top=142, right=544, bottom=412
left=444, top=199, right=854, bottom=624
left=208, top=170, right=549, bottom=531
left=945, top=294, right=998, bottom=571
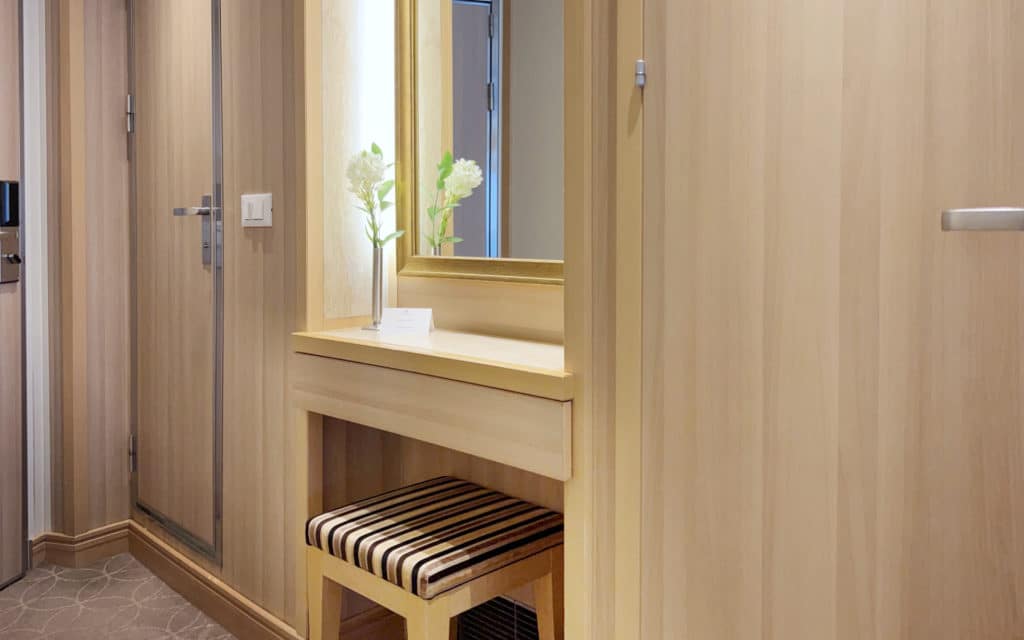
left=415, top=0, right=564, bottom=260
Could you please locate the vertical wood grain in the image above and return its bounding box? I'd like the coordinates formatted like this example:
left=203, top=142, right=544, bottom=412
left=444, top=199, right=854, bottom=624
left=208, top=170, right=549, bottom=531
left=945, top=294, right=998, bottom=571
left=83, top=0, right=131, bottom=533
left=130, top=0, right=302, bottom=629
left=643, top=0, right=1024, bottom=638
left=53, top=0, right=131, bottom=541
left=561, top=0, right=617, bottom=636
left=133, top=0, right=215, bottom=545
left=59, top=0, right=88, bottom=537
left=220, top=0, right=298, bottom=626
left=0, top=0, right=18, bottom=179
left=0, top=0, right=22, bottom=585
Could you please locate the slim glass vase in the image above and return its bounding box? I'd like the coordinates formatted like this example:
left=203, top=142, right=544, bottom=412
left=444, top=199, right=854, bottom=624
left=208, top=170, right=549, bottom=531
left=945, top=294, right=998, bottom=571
left=366, top=245, right=383, bottom=330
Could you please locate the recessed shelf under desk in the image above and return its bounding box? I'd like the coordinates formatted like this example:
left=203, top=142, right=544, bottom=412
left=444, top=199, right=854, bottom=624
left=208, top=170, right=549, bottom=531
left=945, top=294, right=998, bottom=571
left=291, top=329, right=573, bottom=481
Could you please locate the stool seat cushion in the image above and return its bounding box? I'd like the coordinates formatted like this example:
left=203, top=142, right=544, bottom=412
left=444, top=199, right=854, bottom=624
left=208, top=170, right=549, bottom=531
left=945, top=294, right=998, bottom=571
left=306, top=477, right=564, bottom=599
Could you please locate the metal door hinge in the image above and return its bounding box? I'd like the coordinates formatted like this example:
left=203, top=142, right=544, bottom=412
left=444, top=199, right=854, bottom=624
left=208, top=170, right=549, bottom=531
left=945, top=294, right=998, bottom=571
left=126, top=94, right=135, bottom=133
left=128, top=434, right=137, bottom=473
left=635, top=59, right=647, bottom=89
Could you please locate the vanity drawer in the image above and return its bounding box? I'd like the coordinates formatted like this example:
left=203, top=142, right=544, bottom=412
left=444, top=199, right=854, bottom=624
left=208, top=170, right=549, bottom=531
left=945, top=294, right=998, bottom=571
left=291, top=353, right=572, bottom=481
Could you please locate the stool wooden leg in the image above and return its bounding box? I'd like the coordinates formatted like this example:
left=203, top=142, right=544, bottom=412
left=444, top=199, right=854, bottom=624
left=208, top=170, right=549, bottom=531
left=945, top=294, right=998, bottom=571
left=533, top=549, right=565, bottom=640
left=307, top=551, right=343, bottom=640
left=406, top=606, right=454, bottom=640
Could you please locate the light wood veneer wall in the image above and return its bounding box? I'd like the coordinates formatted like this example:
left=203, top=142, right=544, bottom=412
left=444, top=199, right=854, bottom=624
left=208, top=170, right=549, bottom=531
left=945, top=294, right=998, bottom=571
left=0, top=0, right=23, bottom=586
left=56, top=0, right=131, bottom=537
left=49, top=1, right=621, bottom=637
left=640, top=0, right=1024, bottom=638
left=131, top=0, right=304, bottom=629
left=0, top=0, right=17, bottom=179
left=220, top=0, right=300, bottom=625
left=321, top=418, right=564, bottom=513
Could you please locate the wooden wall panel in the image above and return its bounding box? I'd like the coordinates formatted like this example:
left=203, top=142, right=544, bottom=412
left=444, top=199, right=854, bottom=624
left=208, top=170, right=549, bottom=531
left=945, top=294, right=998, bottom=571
left=82, top=0, right=131, bottom=534
left=0, top=0, right=18, bottom=179
left=0, top=279, right=23, bottom=585
left=320, top=417, right=563, bottom=513
left=560, top=0, right=618, bottom=637
left=130, top=0, right=305, bottom=631
left=0, top=0, right=21, bottom=586
left=642, top=1, right=1024, bottom=639
left=132, top=0, right=216, bottom=545
left=130, top=0, right=300, bottom=627
left=57, top=0, right=131, bottom=537
left=220, top=0, right=299, bottom=626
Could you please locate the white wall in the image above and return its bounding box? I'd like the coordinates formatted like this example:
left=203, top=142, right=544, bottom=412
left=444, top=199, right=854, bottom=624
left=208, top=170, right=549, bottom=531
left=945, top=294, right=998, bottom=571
left=322, top=0, right=398, bottom=319
left=507, top=0, right=563, bottom=260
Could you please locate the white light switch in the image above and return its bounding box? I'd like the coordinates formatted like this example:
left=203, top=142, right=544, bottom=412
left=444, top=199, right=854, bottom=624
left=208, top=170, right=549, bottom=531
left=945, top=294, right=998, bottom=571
left=241, top=193, right=273, bottom=228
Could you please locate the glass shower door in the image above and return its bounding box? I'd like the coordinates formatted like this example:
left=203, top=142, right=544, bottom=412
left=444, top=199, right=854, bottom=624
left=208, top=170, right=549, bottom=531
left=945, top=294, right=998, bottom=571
left=131, top=0, right=223, bottom=558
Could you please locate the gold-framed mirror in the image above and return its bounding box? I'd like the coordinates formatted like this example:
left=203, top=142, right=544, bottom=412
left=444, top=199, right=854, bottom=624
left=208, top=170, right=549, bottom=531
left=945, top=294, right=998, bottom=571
left=396, top=0, right=565, bottom=285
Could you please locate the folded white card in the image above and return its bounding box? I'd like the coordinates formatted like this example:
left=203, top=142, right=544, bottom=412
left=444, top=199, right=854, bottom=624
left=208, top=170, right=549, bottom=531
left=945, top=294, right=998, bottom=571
left=380, top=308, right=435, bottom=336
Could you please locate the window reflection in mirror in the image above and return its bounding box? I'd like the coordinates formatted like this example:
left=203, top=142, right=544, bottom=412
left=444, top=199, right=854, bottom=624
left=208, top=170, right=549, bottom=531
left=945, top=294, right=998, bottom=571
left=416, top=0, right=564, bottom=260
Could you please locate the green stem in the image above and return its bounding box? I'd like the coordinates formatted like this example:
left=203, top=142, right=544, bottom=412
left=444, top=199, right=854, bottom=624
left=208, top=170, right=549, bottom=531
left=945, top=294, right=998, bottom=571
left=430, top=189, right=442, bottom=248
left=364, top=195, right=381, bottom=246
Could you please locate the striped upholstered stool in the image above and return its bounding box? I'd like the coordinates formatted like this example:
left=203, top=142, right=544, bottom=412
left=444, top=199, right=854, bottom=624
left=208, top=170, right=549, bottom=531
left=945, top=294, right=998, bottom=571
left=305, top=476, right=564, bottom=640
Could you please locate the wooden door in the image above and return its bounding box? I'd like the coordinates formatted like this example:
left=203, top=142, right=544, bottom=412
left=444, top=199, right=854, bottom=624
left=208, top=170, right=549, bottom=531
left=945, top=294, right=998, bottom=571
left=0, top=0, right=22, bottom=589
left=642, top=0, right=1024, bottom=638
left=133, top=0, right=218, bottom=550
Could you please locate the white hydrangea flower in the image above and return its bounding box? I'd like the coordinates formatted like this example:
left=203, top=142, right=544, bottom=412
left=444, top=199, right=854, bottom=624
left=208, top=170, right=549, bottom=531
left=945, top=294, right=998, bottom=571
left=444, top=158, right=483, bottom=201
left=346, top=150, right=387, bottom=197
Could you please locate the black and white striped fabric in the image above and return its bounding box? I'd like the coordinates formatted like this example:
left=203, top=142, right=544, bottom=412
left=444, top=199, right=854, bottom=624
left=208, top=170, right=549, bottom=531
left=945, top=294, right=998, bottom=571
left=306, top=477, right=564, bottom=600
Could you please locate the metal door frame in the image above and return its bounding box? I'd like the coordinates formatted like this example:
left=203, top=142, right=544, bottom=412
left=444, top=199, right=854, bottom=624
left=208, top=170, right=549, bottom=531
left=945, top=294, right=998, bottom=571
left=453, top=0, right=503, bottom=257
left=127, top=0, right=225, bottom=564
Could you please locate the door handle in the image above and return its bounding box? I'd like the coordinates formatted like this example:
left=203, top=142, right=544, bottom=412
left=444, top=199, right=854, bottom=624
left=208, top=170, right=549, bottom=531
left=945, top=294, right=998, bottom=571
left=174, top=195, right=221, bottom=265
left=174, top=205, right=213, bottom=216
left=942, top=207, right=1024, bottom=231
left=173, top=194, right=221, bottom=217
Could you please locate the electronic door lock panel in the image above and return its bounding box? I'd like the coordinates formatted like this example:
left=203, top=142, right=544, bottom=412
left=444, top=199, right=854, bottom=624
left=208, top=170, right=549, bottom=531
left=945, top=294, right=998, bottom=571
left=1, top=182, right=21, bottom=283
left=1, top=181, right=18, bottom=227
left=0, top=229, right=21, bottom=284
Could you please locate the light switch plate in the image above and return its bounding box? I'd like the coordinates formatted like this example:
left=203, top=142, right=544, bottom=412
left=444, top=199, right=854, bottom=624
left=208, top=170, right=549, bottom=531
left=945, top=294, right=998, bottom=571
left=241, top=193, right=273, bottom=228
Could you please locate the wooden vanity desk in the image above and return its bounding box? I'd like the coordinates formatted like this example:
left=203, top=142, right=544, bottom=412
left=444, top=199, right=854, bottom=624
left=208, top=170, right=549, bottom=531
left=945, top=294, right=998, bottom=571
left=291, top=326, right=574, bottom=628
left=292, top=327, right=572, bottom=480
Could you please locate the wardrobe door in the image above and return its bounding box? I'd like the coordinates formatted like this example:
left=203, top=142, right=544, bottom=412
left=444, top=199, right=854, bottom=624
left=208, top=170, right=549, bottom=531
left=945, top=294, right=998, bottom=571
left=132, top=0, right=222, bottom=555
left=642, top=0, right=1024, bottom=638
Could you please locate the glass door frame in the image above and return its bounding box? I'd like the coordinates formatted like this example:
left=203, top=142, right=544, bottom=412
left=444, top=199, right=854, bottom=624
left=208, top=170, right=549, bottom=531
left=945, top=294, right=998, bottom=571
left=127, top=0, right=225, bottom=564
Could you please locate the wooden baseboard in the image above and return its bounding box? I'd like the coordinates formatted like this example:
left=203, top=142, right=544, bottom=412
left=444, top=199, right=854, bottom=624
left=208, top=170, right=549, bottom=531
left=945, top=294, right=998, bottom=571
left=31, top=520, right=132, bottom=568
left=127, top=520, right=402, bottom=640
left=32, top=519, right=403, bottom=640
left=127, top=520, right=304, bottom=640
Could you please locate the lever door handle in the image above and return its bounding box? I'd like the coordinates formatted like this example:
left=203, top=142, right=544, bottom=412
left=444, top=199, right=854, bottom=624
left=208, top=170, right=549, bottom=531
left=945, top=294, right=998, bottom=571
left=942, top=207, right=1024, bottom=231
left=2, top=253, right=21, bottom=265
left=173, top=194, right=221, bottom=217
left=173, top=195, right=220, bottom=266
left=173, top=206, right=215, bottom=216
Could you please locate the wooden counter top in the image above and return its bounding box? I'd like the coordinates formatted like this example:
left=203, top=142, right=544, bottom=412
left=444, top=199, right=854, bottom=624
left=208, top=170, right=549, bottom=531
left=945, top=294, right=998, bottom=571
left=292, top=328, right=573, bottom=401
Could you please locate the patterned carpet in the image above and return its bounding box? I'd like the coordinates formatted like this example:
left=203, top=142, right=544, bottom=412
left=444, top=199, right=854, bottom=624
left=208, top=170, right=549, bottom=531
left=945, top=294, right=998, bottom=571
left=0, top=554, right=234, bottom=639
